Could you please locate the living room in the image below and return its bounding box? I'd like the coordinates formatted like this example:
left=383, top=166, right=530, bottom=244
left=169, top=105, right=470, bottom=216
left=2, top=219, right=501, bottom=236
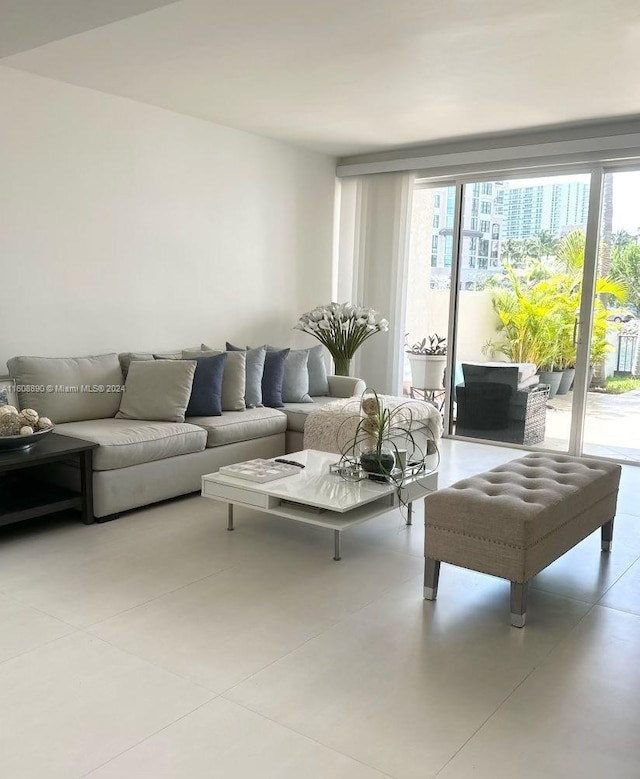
left=2, top=2, right=640, bottom=778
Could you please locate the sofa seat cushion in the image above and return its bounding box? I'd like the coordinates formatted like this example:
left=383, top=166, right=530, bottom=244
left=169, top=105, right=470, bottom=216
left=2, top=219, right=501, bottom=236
left=188, top=407, right=286, bottom=447
left=282, top=397, right=340, bottom=433
left=55, top=419, right=207, bottom=471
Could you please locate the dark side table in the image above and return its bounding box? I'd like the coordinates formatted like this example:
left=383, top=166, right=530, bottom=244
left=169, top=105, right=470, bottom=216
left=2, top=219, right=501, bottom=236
left=0, top=433, right=97, bottom=527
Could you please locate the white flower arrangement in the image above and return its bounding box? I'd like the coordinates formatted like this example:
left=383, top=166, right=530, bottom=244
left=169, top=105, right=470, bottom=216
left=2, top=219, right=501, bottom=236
left=294, top=302, right=389, bottom=374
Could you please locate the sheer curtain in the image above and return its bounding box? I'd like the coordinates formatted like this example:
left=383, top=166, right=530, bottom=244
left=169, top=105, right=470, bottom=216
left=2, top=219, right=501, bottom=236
left=335, top=171, right=415, bottom=394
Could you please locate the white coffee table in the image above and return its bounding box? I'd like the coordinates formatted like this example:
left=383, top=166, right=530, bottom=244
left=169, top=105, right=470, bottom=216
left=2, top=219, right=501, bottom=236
left=201, top=449, right=438, bottom=560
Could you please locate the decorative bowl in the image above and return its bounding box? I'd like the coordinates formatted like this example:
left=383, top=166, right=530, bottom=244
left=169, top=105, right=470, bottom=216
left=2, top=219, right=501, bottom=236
left=0, top=427, right=55, bottom=452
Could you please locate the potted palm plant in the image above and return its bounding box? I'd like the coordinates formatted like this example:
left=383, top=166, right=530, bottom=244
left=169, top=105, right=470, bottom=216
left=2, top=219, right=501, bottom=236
left=406, top=334, right=447, bottom=390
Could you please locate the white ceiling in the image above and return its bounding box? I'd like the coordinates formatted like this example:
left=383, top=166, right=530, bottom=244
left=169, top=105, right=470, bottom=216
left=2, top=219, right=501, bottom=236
left=2, top=0, right=640, bottom=156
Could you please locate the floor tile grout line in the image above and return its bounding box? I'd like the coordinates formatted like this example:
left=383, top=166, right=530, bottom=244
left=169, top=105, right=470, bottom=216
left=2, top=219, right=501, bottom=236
left=0, top=629, right=80, bottom=668
left=433, top=598, right=600, bottom=776
left=78, top=695, right=218, bottom=778
left=81, top=565, right=233, bottom=630
left=432, top=665, right=539, bottom=778
left=76, top=627, right=220, bottom=696
left=216, top=570, right=431, bottom=699
left=222, top=697, right=398, bottom=779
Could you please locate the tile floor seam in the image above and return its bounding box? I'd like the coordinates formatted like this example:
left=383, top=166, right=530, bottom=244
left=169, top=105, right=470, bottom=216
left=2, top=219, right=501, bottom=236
left=431, top=663, right=540, bottom=778
left=77, top=628, right=222, bottom=696
left=216, top=570, right=427, bottom=698
left=0, top=588, right=83, bottom=629
left=219, top=697, right=398, bottom=779
left=77, top=696, right=218, bottom=779
left=80, top=565, right=233, bottom=630
left=592, top=602, right=640, bottom=620
left=0, top=627, right=80, bottom=668
left=434, top=595, right=605, bottom=777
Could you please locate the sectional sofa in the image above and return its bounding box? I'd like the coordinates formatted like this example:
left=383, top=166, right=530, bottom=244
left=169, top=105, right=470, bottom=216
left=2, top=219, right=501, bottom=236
left=6, top=350, right=365, bottom=520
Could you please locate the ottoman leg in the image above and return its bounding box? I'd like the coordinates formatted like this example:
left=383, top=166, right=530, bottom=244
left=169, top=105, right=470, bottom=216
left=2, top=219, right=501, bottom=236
left=510, top=582, right=528, bottom=628
left=601, top=518, right=614, bottom=552
left=424, top=558, right=440, bottom=600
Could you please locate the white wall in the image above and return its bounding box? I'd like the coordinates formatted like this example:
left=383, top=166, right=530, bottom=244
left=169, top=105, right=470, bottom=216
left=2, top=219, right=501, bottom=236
left=0, top=67, right=336, bottom=371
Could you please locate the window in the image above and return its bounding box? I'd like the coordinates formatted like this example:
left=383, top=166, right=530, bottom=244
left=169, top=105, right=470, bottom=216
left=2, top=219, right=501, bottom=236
left=480, top=201, right=492, bottom=214
left=491, top=224, right=500, bottom=239
left=433, top=214, right=440, bottom=228
left=471, top=198, right=479, bottom=215
left=431, top=235, right=439, bottom=252
left=469, top=256, right=476, bottom=268
left=444, top=235, right=453, bottom=267
left=478, top=257, right=488, bottom=269
left=481, top=182, right=493, bottom=196
left=431, top=253, right=438, bottom=267
left=469, top=237, right=478, bottom=253
left=490, top=242, right=499, bottom=259
left=473, top=184, right=481, bottom=196
left=479, top=239, right=489, bottom=257
left=480, top=220, right=490, bottom=234
left=433, top=194, right=441, bottom=207
left=470, top=217, right=479, bottom=230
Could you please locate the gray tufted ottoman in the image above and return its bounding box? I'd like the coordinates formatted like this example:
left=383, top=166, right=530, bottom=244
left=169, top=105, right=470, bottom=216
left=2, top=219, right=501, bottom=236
left=424, top=453, right=621, bottom=627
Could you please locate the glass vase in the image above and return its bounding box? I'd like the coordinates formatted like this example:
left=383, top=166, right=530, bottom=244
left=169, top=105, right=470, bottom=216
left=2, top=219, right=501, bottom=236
left=332, top=355, right=352, bottom=376
left=360, top=446, right=395, bottom=481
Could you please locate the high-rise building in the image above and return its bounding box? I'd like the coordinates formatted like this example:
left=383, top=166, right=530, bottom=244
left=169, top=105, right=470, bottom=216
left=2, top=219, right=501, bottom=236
left=429, top=182, right=505, bottom=289
left=503, top=181, right=589, bottom=239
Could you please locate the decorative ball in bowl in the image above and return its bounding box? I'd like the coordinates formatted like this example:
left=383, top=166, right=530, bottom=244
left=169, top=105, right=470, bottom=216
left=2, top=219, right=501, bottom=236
left=0, top=406, right=55, bottom=451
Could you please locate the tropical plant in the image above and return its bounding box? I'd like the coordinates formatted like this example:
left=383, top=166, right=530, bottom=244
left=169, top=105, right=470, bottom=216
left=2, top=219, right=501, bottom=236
left=406, top=334, right=447, bottom=355
left=611, top=244, right=640, bottom=315
left=294, top=302, right=388, bottom=376
left=487, top=230, right=627, bottom=371
left=337, top=390, right=439, bottom=486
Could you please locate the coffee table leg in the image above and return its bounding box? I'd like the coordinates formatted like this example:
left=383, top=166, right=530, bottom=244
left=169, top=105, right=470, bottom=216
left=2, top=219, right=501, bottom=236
left=80, top=449, right=94, bottom=525
left=334, top=530, right=341, bottom=561
left=406, top=502, right=413, bottom=526
left=227, top=504, right=234, bottom=531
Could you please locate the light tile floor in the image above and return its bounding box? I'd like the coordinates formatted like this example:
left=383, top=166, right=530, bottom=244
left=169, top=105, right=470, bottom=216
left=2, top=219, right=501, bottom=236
left=1, top=439, right=639, bottom=778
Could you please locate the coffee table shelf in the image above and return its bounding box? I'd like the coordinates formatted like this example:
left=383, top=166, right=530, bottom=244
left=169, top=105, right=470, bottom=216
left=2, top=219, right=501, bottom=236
left=201, top=449, right=438, bottom=560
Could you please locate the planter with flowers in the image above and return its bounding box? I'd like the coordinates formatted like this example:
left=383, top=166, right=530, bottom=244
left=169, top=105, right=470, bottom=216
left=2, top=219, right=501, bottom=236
left=294, top=302, right=389, bottom=376
left=406, top=334, right=447, bottom=390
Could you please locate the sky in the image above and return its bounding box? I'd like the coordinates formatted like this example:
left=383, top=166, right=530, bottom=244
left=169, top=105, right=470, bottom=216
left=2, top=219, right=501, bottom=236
left=508, top=172, right=640, bottom=234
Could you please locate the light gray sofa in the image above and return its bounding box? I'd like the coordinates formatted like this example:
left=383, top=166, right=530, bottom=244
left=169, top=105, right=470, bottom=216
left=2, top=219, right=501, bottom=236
left=6, top=353, right=365, bottom=520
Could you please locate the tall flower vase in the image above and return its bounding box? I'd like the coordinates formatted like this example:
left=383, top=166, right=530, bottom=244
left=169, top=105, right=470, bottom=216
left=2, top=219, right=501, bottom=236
left=332, top=356, right=352, bottom=376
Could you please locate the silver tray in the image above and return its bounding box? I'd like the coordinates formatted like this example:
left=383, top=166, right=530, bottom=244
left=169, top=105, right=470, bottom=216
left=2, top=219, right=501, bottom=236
left=0, top=427, right=55, bottom=451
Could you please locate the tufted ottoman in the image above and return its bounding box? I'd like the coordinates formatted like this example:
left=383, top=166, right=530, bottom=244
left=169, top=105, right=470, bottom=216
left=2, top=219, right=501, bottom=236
left=424, top=453, right=621, bottom=627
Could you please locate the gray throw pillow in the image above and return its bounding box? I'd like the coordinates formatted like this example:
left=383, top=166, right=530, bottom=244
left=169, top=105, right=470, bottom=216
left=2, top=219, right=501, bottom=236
left=116, top=360, right=196, bottom=422
left=221, top=343, right=267, bottom=408
left=303, top=345, right=329, bottom=396
left=282, top=349, right=312, bottom=403
left=184, top=349, right=246, bottom=411
left=266, top=346, right=328, bottom=400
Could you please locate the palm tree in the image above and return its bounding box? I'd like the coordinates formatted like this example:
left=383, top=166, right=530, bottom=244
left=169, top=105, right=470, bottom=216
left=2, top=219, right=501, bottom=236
left=534, top=229, right=560, bottom=263
left=501, top=238, right=523, bottom=267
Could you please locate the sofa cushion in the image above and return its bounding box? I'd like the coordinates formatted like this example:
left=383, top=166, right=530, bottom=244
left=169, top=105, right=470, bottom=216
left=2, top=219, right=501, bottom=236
left=184, top=353, right=227, bottom=417
left=222, top=343, right=267, bottom=408
left=261, top=349, right=289, bottom=408
left=282, top=397, right=339, bottom=433
left=56, top=419, right=207, bottom=471
left=117, top=360, right=196, bottom=423
left=7, top=354, right=123, bottom=423
left=185, top=349, right=246, bottom=412
left=187, top=407, right=286, bottom=447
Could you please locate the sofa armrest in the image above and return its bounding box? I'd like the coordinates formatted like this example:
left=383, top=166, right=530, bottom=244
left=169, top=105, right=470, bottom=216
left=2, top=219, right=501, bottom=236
left=327, top=375, right=366, bottom=398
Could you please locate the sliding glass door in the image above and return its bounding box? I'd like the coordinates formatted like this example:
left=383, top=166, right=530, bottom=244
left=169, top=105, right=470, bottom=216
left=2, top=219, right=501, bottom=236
left=405, top=167, right=640, bottom=464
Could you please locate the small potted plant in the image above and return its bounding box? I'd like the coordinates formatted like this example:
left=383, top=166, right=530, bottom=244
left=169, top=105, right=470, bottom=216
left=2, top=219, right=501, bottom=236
left=406, top=334, right=447, bottom=390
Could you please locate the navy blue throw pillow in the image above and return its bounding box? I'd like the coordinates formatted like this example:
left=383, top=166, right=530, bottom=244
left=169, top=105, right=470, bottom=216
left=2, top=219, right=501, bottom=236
left=261, top=349, right=290, bottom=408
left=184, top=353, right=227, bottom=417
